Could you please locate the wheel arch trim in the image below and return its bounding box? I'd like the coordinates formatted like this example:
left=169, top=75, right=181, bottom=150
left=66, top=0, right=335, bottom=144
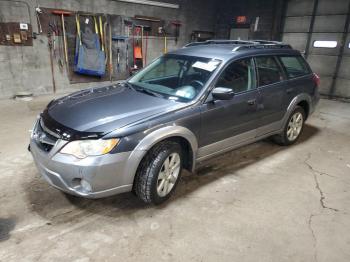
left=124, top=126, right=198, bottom=185
left=134, top=126, right=198, bottom=153
left=283, top=93, right=312, bottom=126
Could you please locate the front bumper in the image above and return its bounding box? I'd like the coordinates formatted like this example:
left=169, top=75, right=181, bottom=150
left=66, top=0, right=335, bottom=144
left=30, top=138, right=143, bottom=199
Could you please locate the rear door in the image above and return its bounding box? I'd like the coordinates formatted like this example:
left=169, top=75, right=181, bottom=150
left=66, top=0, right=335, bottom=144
left=198, top=57, right=259, bottom=158
left=254, top=55, right=288, bottom=136
left=278, top=55, right=314, bottom=106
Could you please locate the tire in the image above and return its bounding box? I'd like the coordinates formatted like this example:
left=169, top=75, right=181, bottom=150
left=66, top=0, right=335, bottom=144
left=272, top=106, right=306, bottom=146
left=134, top=141, right=183, bottom=205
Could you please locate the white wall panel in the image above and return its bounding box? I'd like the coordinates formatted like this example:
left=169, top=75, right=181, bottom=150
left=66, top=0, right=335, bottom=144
left=338, top=56, right=350, bottom=79
left=334, top=79, right=350, bottom=98
left=286, top=0, right=314, bottom=16
left=307, top=54, right=338, bottom=76
left=282, top=33, right=308, bottom=51
left=284, top=16, right=311, bottom=32
left=317, top=0, right=349, bottom=15
left=313, top=15, right=347, bottom=32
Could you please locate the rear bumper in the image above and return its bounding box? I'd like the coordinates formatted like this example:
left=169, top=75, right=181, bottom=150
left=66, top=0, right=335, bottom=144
left=310, top=91, right=320, bottom=116
left=30, top=138, right=143, bottom=198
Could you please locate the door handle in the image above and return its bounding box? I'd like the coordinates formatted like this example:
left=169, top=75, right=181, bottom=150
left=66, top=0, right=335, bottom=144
left=286, top=88, right=293, bottom=94
left=247, top=99, right=256, bottom=105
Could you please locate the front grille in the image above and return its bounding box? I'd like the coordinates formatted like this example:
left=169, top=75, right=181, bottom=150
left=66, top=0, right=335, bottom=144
left=33, top=119, right=59, bottom=152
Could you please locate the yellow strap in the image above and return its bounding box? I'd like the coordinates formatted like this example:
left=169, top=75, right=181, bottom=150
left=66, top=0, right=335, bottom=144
left=76, top=14, right=82, bottom=45
left=164, top=36, right=167, bottom=53
left=99, top=16, right=104, bottom=51
left=93, top=17, right=98, bottom=34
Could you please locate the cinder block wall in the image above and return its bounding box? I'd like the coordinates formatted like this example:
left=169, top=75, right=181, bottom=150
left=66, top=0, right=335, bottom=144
left=0, top=0, right=217, bottom=98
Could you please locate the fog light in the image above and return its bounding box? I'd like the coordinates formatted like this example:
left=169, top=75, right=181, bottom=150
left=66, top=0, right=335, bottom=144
left=81, top=179, right=92, bottom=193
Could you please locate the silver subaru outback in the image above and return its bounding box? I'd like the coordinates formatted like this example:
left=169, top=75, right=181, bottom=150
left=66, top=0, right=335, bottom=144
left=30, top=40, right=320, bottom=204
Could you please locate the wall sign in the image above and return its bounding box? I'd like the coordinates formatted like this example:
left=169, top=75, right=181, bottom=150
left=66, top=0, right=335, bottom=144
left=20, top=23, right=28, bottom=30
left=236, top=16, right=247, bottom=24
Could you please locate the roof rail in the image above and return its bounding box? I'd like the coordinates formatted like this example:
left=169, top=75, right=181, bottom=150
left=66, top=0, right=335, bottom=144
left=232, top=43, right=292, bottom=51
left=184, top=39, right=292, bottom=51
left=184, top=40, right=255, bottom=47
left=250, top=40, right=284, bottom=45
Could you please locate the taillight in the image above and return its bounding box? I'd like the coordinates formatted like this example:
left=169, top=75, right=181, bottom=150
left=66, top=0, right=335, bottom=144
left=312, top=73, right=320, bottom=88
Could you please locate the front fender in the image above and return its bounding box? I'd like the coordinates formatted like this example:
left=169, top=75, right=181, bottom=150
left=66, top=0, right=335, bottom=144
left=123, top=126, right=198, bottom=185
left=134, top=125, right=198, bottom=153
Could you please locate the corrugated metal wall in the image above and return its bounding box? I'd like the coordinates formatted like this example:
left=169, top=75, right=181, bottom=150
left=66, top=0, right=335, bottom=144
left=282, top=0, right=350, bottom=99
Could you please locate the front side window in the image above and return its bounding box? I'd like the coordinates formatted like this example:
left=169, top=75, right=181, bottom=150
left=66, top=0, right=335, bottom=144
left=128, top=55, right=221, bottom=102
left=255, top=56, right=284, bottom=86
left=216, top=58, right=256, bottom=93
left=279, top=56, right=311, bottom=78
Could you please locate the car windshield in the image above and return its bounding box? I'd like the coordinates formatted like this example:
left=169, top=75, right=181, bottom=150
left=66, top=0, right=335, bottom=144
left=128, top=54, right=221, bottom=102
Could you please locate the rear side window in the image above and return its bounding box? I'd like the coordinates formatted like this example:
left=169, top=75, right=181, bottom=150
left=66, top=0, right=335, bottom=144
left=279, top=56, right=310, bottom=78
left=255, top=56, right=284, bottom=87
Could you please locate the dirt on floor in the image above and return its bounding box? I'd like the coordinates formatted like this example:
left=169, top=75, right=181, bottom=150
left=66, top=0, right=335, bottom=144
left=0, top=96, right=349, bottom=262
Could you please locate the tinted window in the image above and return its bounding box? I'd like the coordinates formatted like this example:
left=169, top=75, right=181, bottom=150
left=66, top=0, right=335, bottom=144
left=216, top=58, right=256, bottom=93
left=255, top=56, right=284, bottom=86
left=280, top=56, right=310, bottom=78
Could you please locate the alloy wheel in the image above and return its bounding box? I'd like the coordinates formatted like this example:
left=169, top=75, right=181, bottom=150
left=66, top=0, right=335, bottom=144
left=287, top=112, right=303, bottom=141
left=157, top=153, right=181, bottom=197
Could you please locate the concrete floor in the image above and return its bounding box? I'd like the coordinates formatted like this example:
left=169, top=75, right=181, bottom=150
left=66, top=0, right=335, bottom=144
left=0, top=96, right=349, bottom=262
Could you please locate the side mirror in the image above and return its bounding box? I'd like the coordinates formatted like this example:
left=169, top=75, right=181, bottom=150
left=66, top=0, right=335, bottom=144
left=212, top=87, right=235, bottom=100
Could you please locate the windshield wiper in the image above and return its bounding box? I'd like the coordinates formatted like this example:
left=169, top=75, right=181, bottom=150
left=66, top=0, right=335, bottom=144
left=123, top=81, right=164, bottom=98
left=137, top=88, right=163, bottom=98
left=122, top=82, right=136, bottom=91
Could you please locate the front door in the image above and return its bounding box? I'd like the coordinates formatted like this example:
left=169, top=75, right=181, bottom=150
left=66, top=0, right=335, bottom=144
left=198, top=57, right=259, bottom=159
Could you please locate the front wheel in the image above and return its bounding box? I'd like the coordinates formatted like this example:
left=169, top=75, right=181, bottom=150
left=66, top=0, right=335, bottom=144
left=272, top=106, right=305, bottom=146
left=134, top=141, right=183, bottom=205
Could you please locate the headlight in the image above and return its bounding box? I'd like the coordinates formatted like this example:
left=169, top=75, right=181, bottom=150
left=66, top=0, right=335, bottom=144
left=60, top=138, right=119, bottom=159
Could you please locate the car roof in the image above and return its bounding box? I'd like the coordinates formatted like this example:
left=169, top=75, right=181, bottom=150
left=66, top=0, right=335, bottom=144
left=167, top=40, right=301, bottom=62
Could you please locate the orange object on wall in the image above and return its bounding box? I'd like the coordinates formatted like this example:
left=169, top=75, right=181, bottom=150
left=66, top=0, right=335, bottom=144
left=236, top=16, right=247, bottom=24
left=134, top=45, right=142, bottom=59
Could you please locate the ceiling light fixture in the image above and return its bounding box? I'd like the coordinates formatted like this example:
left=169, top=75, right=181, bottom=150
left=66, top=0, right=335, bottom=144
left=313, top=40, right=338, bottom=48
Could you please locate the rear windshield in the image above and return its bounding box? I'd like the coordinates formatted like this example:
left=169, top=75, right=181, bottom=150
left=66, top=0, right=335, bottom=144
left=279, top=56, right=311, bottom=78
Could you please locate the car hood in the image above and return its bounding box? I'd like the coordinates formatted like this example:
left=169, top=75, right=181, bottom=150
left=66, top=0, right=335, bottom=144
left=46, top=85, right=182, bottom=133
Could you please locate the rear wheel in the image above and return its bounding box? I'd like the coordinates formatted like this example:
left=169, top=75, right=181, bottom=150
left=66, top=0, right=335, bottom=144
left=134, top=141, right=182, bottom=205
left=273, top=106, right=305, bottom=146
